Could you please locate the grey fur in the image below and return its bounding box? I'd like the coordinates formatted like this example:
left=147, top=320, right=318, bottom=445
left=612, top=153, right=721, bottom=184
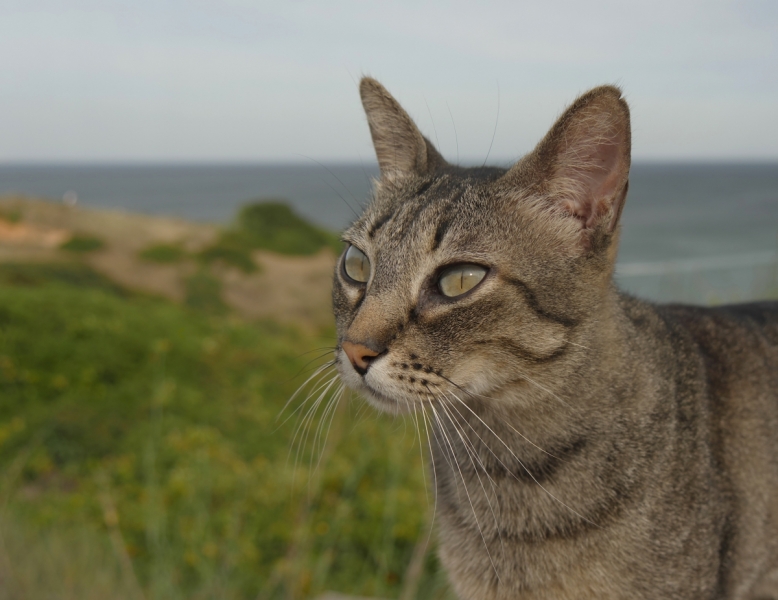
left=331, top=78, right=778, bottom=599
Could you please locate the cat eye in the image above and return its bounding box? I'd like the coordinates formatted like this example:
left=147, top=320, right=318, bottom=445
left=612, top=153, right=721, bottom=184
left=438, top=264, right=487, bottom=298
left=343, top=245, right=371, bottom=283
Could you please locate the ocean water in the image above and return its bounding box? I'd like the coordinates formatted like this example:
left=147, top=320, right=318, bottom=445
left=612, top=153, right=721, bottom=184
left=1, top=162, right=776, bottom=303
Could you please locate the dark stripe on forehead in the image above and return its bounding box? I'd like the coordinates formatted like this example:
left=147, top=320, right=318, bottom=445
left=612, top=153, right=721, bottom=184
left=429, top=187, right=465, bottom=251
left=503, top=276, right=578, bottom=328
left=368, top=211, right=394, bottom=238
left=405, top=178, right=466, bottom=236
left=431, top=215, right=453, bottom=251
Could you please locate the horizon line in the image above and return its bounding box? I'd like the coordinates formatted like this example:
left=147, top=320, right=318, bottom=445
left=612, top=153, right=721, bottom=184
left=2, top=157, right=778, bottom=167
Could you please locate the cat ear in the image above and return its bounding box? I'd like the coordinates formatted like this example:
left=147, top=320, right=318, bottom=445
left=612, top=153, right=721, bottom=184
left=503, top=86, right=631, bottom=249
left=359, top=77, right=446, bottom=181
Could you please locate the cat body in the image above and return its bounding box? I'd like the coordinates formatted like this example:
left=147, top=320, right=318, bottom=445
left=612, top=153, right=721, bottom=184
left=332, top=78, right=778, bottom=599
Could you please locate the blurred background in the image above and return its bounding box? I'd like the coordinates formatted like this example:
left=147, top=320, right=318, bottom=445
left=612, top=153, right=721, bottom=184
left=0, top=1, right=776, bottom=599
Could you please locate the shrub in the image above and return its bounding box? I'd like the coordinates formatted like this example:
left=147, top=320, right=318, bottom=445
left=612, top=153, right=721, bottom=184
left=0, top=208, right=22, bottom=223
left=199, top=201, right=342, bottom=270
left=197, top=239, right=257, bottom=273
left=0, top=263, right=126, bottom=295
left=235, top=201, right=335, bottom=255
left=138, top=243, right=187, bottom=264
left=60, top=234, right=105, bottom=253
left=184, top=269, right=227, bottom=313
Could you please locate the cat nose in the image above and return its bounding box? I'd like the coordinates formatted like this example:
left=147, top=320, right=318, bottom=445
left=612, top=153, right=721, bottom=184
left=342, top=341, right=381, bottom=375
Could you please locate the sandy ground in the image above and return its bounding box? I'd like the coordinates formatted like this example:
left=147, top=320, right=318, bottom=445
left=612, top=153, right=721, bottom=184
left=0, top=195, right=337, bottom=332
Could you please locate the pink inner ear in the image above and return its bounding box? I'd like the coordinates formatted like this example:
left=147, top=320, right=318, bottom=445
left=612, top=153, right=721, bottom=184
left=558, top=129, right=627, bottom=230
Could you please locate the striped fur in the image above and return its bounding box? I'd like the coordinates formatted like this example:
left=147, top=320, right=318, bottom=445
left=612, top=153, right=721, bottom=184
left=331, top=78, right=778, bottom=599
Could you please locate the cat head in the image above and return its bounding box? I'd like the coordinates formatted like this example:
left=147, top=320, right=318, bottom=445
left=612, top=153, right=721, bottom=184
left=334, top=78, right=631, bottom=414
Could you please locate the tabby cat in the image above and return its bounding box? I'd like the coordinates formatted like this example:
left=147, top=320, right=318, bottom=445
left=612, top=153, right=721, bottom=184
left=331, top=78, right=778, bottom=599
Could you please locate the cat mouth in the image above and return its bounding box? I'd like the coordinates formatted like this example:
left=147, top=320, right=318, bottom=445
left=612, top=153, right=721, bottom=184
left=361, top=382, right=424, bottom=414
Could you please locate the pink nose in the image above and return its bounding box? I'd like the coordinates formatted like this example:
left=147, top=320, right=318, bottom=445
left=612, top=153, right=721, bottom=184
left=342, top=341, right=380, bottom=374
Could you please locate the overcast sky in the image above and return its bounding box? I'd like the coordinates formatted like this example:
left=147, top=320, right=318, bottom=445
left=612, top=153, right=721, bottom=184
left=1, top=0, right=777, bottom=163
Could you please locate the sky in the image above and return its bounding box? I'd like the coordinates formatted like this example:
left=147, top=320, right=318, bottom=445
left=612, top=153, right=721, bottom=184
left=1, top=0, right=777, bottom=163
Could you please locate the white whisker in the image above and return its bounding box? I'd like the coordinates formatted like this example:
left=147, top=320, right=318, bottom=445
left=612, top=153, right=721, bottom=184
left=277, top=360, right=336, bottom=426
left=430, top=403, right=501, bottom=582
left=290, top=372, right=340, bottom=479
left=409, top=393, right=430, bottom=508
left=313, top=383, right=345, bottom=472
left=436, top=392, right=506, bottom=562
left=511, top=370, right=573, bottom=409
left=443, top=386, right=599, bottom=529
left=437, top=390, right=501, bottom=492
left=300, top=375, right=341, bottom=475
left=563, top=339, right=591, bottom=351
left=436, top=374, right=564, bottom=459
left=419, top=404, right=439, bottom=551
left=287, top=368, right=337, bottom=458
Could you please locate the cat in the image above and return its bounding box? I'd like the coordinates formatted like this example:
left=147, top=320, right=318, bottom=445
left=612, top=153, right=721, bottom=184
left=331, top=77, right=778, bottom=599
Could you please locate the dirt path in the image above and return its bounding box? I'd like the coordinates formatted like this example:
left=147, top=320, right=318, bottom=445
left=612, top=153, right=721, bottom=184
left=0, top=195, right=337, bottom=332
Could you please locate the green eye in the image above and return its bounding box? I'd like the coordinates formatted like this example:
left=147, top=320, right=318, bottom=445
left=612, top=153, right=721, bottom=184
left=438, top=264, right=487, bottom=298
left=343, top=245, right=370, bottom=283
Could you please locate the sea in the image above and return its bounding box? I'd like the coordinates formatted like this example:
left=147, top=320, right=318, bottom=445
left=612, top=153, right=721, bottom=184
left=1, top=162, right=777, bottom=304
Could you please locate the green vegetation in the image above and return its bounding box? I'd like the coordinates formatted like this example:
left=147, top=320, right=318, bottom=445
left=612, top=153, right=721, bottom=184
left=0, top=208, right=22, bottom=223
left=198, top=239, right=257, bottom=273
left=0, top=262, right=126, bottom=295
left=199, top=201, right=342, bottom=273
left=231, top=201, right=341, bottom=256
left=139, top=243, right=188, bottom=264
left=184, top=269, right=227, bottom=314
left=60, top=234, right=105, bottom=253
left=0, top=263, right=448, bottom=599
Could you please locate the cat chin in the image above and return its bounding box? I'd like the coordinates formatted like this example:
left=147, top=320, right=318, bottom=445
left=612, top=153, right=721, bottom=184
left=345, top=378, right=414, bottom=415
left=361, top=376, right=432, bottom=414
left=361, top=389, right=408, bottom=415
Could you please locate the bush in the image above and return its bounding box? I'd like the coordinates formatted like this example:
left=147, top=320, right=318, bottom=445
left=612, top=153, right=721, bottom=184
left=234, top=201, right=338, bottom=256
left=197, top=239, right=257, bottom=273
left=199, top=201, right=343, bottom=271
left=61, top=234, right=105, bottom=253
left=0, top=262, right=127, bottom=295
left=0, top=208, right=22, bottom=223
left=184, top=269, right=227, bottom=314
left=139, top=243, right=187, bottom=264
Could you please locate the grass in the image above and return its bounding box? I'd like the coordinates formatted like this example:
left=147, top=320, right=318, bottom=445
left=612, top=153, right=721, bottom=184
left=0, top=515, right=140, bottom=600
left=0, top=263, right=448, bottom=600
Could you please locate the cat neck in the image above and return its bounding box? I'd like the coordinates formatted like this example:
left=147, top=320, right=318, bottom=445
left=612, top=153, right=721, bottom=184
left=427, top=289, right=656, bottom=540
